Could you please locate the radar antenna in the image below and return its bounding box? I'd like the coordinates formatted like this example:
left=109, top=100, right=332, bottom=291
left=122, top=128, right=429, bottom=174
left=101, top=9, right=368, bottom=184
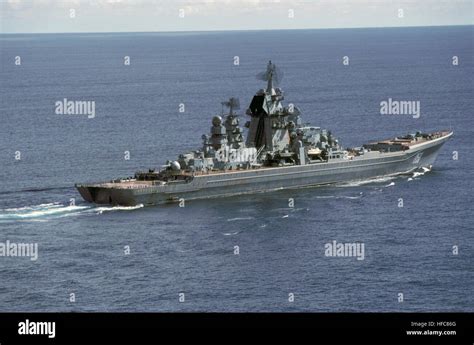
left=256, top=60, right=284, bottom=93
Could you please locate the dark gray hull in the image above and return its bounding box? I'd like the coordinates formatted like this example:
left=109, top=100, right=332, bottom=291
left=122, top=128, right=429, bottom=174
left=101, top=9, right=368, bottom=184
left=76, top=132, right=451, bottom=206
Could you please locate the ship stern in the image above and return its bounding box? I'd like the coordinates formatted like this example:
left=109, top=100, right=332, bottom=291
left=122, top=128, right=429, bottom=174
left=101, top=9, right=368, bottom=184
left=75, top=184, right=138, bottom=206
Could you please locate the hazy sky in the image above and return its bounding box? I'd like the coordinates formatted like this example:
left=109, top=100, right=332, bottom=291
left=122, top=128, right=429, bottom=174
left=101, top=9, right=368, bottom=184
left=1, top=0, right=473, bottom=34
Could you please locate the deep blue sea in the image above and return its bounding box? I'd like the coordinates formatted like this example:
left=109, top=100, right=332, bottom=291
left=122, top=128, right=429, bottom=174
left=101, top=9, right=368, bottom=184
left=0, top=26, right=473, bottom=312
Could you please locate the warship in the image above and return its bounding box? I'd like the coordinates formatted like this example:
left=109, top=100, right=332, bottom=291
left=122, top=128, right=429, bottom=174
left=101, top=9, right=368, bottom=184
left=76, top=61, right=452, bottom=206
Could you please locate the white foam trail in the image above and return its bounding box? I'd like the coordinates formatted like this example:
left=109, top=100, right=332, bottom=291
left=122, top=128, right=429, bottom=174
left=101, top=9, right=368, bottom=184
left=92, top=204, right=144, bottom=213
left=0, top=204, right=90, bottom=219
left=223, top=231, right=240, bottom=236
left=312, top=194, right=364, bottom=200
left=227, top=216, right=254, bottom=222
left=2, top=202, right=62, bottom=212
left=0, top=202, right=144, bottom=221
left=338, top=192, right=364, bottom=199
left=336, top=176, right=395, bottom=188
left=290, top=207, right=310, bottom=212
left=412, top=166, right=432, bottom=178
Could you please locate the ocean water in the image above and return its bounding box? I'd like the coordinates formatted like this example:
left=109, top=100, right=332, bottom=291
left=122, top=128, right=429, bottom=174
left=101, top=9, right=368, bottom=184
left=0, top=26, right=473, bottom=312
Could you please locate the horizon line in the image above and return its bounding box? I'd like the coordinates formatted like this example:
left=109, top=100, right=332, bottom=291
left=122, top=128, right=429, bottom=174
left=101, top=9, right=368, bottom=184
left=1, top=24, right=472, bottom=35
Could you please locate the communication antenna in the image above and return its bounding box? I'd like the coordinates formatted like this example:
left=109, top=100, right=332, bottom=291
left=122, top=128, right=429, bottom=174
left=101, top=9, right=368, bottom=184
left=221, top=97, right=240, bottom=116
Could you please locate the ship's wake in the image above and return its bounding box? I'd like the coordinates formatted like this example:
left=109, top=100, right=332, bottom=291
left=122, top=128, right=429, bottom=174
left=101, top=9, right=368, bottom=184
left=0, top=202, right=143, bottom=222
left=409, top=166, right=432, bottom=180
left=336, top=166, right=433, bottom=187
left=335, top=176, right=396, bottom=188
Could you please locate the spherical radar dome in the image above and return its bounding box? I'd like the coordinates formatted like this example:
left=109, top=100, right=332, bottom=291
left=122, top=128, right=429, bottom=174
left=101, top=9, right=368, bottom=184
left=212, top=116, right=223, bottom=127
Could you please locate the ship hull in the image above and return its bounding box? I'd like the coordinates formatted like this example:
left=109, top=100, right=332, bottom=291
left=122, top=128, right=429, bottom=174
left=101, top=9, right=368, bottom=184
left=76, top=132, right=451, bottom=206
